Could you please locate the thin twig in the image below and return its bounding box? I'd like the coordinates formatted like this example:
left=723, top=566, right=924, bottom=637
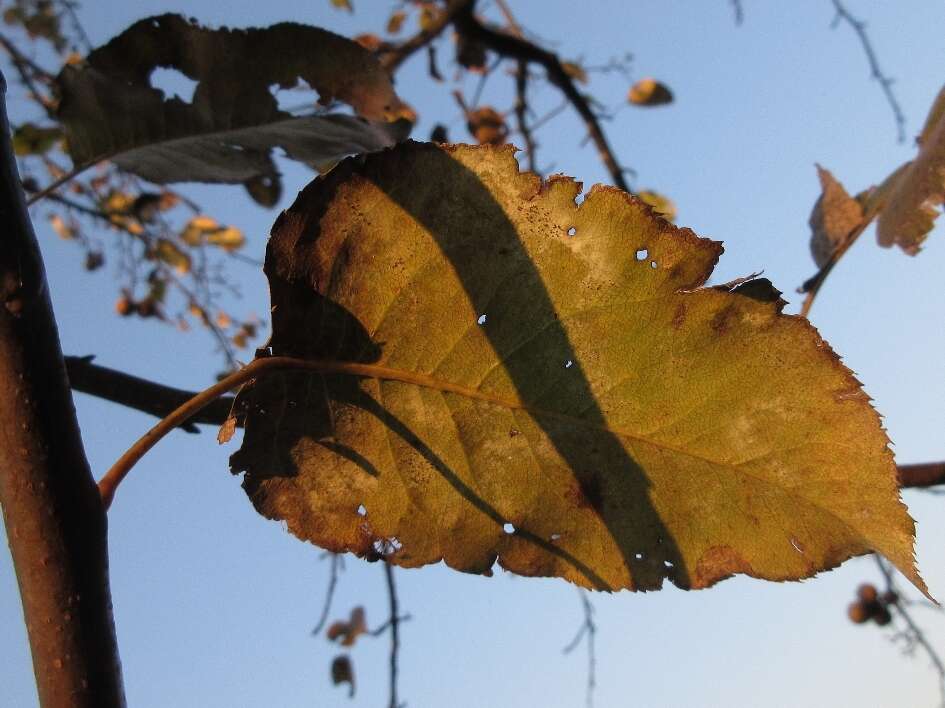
left=311, top=554, right=342, bottom=636
left=874, top=556, right=945, bottom=706
left=898, top=462, right=945, bottom=489
left=495, top=0, right=538, bottom=173
left=0, top=32, right=55, bottom=114
left=730, top=0, right=744, bottom=26
left=382, top=561, right=402, bottom=708
left=514, top=61, right=537, bottom=172
left=25, top=155, right=107, bottom=206
left=563, top=589, right=597, bottom=708
left=453, top=5, right=631, bottom=191
left=829, top=0, right=906, bottom=143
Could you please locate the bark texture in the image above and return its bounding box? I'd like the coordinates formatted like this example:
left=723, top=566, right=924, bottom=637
left=0, top=71, right=125, bottom=707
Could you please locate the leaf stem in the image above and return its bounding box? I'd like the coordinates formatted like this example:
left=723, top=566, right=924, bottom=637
left=799, top=201, right=881, bottom=318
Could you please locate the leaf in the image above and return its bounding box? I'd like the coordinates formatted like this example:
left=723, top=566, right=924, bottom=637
left=230, top=142, right=925, bottom=596
left=12, top=123, right=63, bottom=155
left=561, top=61, right=589, bottom=85
left=331, top=655, right=355, bottom=697
left=875, top=84, right=945, bottom=254
left=628, top=78, right=673, bottom=106
left=637, top=189, right=676, bottom=222
left=466, top=107, right=507, bottom=146
left=55, top=14, right=411, bottom=192
left=326, top=606, right=367, bottom=646
left=808, top=165, right=863, bottom=268
left=386, top=10, right=407, bottom=34
left=153, top=239, right=191, bottom=274
left=330, top=0, right=353, bottom=11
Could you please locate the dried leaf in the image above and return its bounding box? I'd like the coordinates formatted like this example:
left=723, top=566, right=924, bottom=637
left=561, top=61, right=588, bottom=85
left=206, top=227, right=246, bottom=252
left=12, top=123, right=62, bottom=155
left=56, top=15, right=411, bottom=189
left=628, top=77, right=673, bottom=106
left=154, top=239, right=191, bottom=274
left=875, top=84, right=945, bottom=254
left=808, top=165, right=863, bottom=268
left=218, top=415, right=238, bottom=444
left=326, top=606, right=367, bottom=646
left=466, top=107, right=507, bottom=146
left=48, top=213, right=75, bottom=240
left=231, top=142, right=925, bottom=596
left=386, top=10, right=407, bottom=34
left=637, top=189, right=676, bottom=222
left=330, top=0, right=353, bottom=11
left=330, top=655, right=354, bottom=697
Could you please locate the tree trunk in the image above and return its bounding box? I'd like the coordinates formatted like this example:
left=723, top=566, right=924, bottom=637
left=0, top=72, right=125, bottom=707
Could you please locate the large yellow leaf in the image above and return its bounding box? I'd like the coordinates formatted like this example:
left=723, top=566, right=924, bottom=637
left=230, top=142, right=924, bottom=594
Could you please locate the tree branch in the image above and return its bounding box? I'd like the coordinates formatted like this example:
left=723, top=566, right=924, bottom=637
left=65, top=355, right=233, bottom=432
left=0, top=71, right=125, bottom=708
left=829, top=0, right=906, bottom=143
left=453, top=4, right=630, bottom=191
left=379, top=0, right=474, bottom=74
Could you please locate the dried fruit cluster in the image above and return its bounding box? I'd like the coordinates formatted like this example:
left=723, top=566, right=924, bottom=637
left=847, top=583, right=898, bottom=626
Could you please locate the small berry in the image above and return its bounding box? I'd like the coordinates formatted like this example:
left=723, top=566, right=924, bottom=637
left=873, top=607, right=893, bottom=626
left=848, top=601, right=870, bottom=624
left=857, top=583, right=878, bottom=603
left=115, top=296, right=134, bottom=316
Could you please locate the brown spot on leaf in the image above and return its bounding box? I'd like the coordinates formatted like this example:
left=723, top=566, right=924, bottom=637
left=694, top=545, right=754, bottom=587
left=710, top=305, right=736, bottom=335
left=672, top=302, right=686, bottom=329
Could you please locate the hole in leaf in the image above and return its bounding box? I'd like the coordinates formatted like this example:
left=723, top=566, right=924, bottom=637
left=635, top=248, right=648, bottom=261
left=357, top=504, right=367, bottom=517
left=565, top=359, right=573, bottom=368
left=550, top=533, right=562, bottom=541
left=567, top=226, right=576, bottom=236
left=503, top=522, right=516, bottom=534
left=664, top=560, right=674, bottom=568
left=477, top=314, right=487, bottom=325
left=634, top=552, right=644, bottom=560
left=149, top=67, right=198, bottom=103
left=650, top=260, right=658, bottom=269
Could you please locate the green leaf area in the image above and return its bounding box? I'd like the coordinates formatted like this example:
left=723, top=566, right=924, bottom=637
left=231, top=142, right=924, bottom=595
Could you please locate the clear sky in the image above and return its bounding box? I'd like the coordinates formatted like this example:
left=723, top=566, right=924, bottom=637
left=3, top=2, right=945, bottom=707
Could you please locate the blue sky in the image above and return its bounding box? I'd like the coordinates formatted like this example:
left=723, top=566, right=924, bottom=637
left=2, top=1, right=945, bottom=707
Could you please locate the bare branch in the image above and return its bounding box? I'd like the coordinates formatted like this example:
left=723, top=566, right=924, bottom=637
left=562, top=589, right=597, bottom=708
left=379, top=0, right=475, bottom=74
left=382, top=561, right=403, bottom=708
left=898, top=462, right=945, bottom=490
left=453, top=4, right=631, bottom=191
left=829, top=0, right=906, bottom=143
left=311, top=553, right=342, bottom=636
left=874, top=556, right=945, bottom=705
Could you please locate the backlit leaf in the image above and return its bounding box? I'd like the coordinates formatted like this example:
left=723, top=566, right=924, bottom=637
left=12, top=122, right=62, bottom=155
left=628, top=77, right=673, bottom=106
left=55, top=14, right=411, bottom=192
left=876, top=84, right=945, bottom=254
left=637, top=189, right=676, bottom=222
left=808, top=165, right=863, bottom=268
left=326, top=606, right=367, bottom=646
left=231, top=142, right=924, bottom=595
